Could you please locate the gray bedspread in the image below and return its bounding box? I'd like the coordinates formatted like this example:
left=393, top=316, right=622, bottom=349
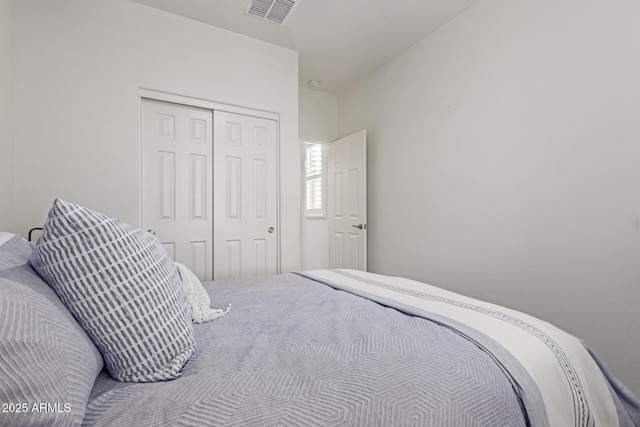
left=83, top=273, right=528, bottom=427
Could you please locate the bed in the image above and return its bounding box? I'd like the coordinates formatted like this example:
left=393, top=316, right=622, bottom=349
left=1, top=199, right=639, bottom=427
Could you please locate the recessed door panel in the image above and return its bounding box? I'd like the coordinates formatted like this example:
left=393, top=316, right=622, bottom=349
left=190, top=118, right=207, bottom=144
left=191, top=241, right=207, bottom=279
left=226, top=157, right=241, bottom=220
left=253, top=159, right=267, bottom=220
left=191, top=155, right=206, bottom=220
left=227, top=240, right=241, bottom=278
left=159, top=151, right=175, bottom=220
left=348, top=233, right=359, bottom=269
left=253, top=239, right=267, bottom=276
left=333, top=232, right=344, bottom=269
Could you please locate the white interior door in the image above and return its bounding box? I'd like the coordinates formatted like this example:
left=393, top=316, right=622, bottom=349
left=213, top=111, right=278, bottom=280
left=142, top=98, right=213, bottom=280
left=328, top=130, right=367, bottom=270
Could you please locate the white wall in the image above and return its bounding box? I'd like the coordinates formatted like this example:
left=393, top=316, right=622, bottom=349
left=339, top=0, right=640, bottom=395
left=13, top=0, right=300, bottom=271
left=300, top=86, right=338, bottom=143
left=0, top=0, right=14, bottom=231
left=299, top=87, right=337, bottom=270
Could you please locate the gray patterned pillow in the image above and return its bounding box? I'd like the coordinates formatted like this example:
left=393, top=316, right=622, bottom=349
left=0, top=235, right=104, bottom=426
left=30, top=199, right=195, bottom=382
left=0, top=234, right=33, bottom=269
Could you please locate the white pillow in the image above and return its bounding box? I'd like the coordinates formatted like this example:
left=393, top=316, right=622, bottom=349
left=0, top=232, right=15, bottom=246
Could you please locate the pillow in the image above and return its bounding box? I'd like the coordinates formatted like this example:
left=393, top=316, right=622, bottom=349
left=30, top=199, right=195, bottom=382
left=0, top=235, right=104, bottom=426
left=0, top=231, right=14, bottom=246
left=176, top=262, right=230, bottom=324
left=0, top=234, right=33, bottom=269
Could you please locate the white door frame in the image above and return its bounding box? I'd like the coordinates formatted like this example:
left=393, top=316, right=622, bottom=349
left=138, top=88, right=282, bottom=274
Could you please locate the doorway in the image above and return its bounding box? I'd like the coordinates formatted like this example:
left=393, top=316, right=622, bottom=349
left=300, top=130, right=367, bottom=271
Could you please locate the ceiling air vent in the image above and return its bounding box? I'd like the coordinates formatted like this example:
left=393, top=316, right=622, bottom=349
left=245, top=0, right=300, bottom=25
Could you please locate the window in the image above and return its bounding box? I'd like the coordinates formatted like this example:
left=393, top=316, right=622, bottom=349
left=303, top=143, right=326, bottom=217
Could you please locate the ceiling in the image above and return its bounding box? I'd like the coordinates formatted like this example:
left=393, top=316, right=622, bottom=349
left=131, top=0, right=481, bottom=95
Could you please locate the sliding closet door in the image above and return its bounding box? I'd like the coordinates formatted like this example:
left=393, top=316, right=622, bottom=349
left=213, top=111, right=278, bottom=280
left=141, top=98, right=213, bottom=281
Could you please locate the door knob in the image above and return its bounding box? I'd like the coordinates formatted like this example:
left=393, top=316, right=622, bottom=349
left=351, top=224, right=367, bottom=230
left=147, top=229, right=156, bottom=235
left=268, top=227, right=274, bottom=234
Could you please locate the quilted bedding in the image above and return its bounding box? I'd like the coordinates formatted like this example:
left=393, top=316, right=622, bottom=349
left=83, top=273, right=529, bottom=427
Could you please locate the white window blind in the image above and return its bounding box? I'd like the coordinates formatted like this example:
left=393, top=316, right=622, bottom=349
left=304, top=143, right=326, bottom=217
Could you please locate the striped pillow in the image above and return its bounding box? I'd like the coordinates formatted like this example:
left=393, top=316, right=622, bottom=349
left=30, top=199, right=195, bottom=382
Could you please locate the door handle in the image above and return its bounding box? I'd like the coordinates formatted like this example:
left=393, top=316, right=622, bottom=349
left=351, top=224, right=367, bottom=230
left=147, top=229, right=156, bottom=235
left=268, top=227, right=274, bottom=234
